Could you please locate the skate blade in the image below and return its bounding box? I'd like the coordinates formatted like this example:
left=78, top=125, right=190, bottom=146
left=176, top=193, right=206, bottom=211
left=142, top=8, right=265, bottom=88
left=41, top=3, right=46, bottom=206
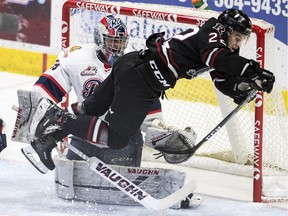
left=21, top=145, right=49, bottom=174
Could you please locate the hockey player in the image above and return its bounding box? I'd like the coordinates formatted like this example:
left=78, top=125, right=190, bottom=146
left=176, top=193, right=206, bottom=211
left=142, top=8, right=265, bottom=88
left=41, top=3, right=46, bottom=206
left=0, top=118, right=7, bottom=153
left=30, top=9, right=274, bottom=171
left=28, top=15, right=159, bottom=167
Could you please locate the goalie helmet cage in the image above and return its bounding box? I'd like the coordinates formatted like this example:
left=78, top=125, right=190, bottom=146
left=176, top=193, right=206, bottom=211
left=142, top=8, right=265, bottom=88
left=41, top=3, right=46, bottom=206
left=61, top=0, right=288, bottom=203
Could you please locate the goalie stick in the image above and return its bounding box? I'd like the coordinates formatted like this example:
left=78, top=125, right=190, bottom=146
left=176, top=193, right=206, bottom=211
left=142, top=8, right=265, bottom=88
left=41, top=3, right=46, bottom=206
left=65, top=142, right=197, bottom=211
left=155, top=90, right=258, bottom=155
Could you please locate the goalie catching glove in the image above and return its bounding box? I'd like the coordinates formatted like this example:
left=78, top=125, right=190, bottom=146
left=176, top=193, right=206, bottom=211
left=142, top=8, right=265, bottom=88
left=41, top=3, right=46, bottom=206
left=145, top=119, right=197, bottom=164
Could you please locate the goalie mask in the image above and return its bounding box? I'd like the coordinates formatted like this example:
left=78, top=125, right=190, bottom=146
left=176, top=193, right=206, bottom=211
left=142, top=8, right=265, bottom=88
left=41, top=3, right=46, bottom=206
left=218, top=9, right=252, bottom=36
left=94, top=15, right=129, bottom=55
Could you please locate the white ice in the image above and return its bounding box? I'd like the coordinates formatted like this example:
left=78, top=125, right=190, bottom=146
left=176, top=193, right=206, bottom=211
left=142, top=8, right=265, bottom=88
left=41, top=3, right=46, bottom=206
left=0, top=72, right=287, bottom=216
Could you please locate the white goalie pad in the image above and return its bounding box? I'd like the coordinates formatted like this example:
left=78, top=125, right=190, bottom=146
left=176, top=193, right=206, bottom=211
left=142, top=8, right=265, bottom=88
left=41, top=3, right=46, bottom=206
left=11, top=90, right=40, bottom=143
left=54, top=156, right=196, bottom=208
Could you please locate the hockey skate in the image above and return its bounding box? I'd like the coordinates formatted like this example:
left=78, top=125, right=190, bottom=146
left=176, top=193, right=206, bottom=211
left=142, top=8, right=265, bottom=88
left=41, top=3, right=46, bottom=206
left=30, top=98, right=74, bottom=139
left=21, top=145, right=49, bottom=174
left=30, top=135, right=57, bottom=170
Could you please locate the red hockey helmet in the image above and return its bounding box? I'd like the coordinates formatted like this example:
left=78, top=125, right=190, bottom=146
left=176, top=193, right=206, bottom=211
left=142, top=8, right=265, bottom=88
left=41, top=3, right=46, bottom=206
left=94, top=15, right=129, bottom=55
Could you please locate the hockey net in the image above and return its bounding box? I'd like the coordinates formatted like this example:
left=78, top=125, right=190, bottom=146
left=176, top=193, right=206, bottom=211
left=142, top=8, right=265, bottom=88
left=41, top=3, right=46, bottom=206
left=62, top=0, right=288, bottom=202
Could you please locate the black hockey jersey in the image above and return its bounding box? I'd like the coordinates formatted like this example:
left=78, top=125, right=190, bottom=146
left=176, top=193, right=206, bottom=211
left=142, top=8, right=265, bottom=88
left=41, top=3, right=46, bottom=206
left=146, top=17, right=249, bottom=91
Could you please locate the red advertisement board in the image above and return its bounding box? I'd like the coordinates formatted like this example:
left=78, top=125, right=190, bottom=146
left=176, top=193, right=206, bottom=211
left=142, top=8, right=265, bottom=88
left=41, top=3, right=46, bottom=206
left=0, top=0, right=51, bottom=46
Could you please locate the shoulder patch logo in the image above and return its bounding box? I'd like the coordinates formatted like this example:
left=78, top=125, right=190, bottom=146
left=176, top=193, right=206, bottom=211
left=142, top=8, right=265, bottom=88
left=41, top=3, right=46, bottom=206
left=212, top=23, right=226, bottom=35
left=69, top=45, right=82, bottom=52
left=186, top=69, right=197, bottom=78
left=81, top=66, right=97, bottom=76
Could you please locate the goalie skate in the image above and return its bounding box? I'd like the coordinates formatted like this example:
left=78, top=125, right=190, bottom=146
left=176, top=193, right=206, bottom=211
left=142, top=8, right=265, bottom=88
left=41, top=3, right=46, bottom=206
left=30, top=135, right=57, bottom=171
left=30, top=98, right=73, bottom=139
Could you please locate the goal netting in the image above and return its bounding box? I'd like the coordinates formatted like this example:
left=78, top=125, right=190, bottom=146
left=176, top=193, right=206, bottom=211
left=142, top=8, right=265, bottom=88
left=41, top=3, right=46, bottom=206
left=62, top=0, right=288, bottom=202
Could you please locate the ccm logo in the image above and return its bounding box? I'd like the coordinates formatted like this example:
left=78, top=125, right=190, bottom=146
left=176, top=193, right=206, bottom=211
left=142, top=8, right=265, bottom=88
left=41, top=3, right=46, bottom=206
left=149, top=60, right=170, bottom=87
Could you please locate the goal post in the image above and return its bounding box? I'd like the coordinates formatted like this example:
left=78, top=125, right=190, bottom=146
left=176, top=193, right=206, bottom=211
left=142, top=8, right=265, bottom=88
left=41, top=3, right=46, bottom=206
left=61, top=0, right=288, bottom=203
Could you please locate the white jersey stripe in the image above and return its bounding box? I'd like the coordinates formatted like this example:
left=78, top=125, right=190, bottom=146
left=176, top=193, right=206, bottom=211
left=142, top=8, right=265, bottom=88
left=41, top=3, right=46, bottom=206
left=240, top=62, right=249, bottom=76
left=92, top=119, right=102, bottom=143
left=213, top=77, right=226, bottom=82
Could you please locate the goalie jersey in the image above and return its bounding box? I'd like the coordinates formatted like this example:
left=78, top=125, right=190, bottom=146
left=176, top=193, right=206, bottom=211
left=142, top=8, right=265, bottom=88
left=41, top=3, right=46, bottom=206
left=33, top=44, right=112, bottom=104
left=32, top=44, right=162, bottom=131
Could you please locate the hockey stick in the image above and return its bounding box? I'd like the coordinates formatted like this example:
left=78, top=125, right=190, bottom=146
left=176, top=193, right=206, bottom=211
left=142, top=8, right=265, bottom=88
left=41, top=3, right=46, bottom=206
left=65, top=142, right=197, bottom=211
left=155, top=90, right=258, bottom=155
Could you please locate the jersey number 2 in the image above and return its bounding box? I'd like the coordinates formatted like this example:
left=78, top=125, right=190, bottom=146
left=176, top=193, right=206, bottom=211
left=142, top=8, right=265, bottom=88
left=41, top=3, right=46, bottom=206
left=209, top=32, right=226, bottom=45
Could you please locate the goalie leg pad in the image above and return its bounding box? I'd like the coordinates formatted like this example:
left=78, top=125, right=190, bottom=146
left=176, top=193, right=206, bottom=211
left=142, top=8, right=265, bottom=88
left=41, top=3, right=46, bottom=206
left=54, top=156, right=193, bottom=208
left=11, top=90, right=40, bottom=143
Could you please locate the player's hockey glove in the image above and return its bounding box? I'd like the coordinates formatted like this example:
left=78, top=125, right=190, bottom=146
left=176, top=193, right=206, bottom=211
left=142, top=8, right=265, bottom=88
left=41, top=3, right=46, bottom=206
left=233, top=82, right=255, bottom=105
left=240, top=60, right=275, bottom=93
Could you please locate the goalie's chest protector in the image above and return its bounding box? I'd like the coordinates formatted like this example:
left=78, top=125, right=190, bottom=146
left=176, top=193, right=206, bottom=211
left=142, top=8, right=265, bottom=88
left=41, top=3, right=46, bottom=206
left=62, top=44, right=112, bottom=102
